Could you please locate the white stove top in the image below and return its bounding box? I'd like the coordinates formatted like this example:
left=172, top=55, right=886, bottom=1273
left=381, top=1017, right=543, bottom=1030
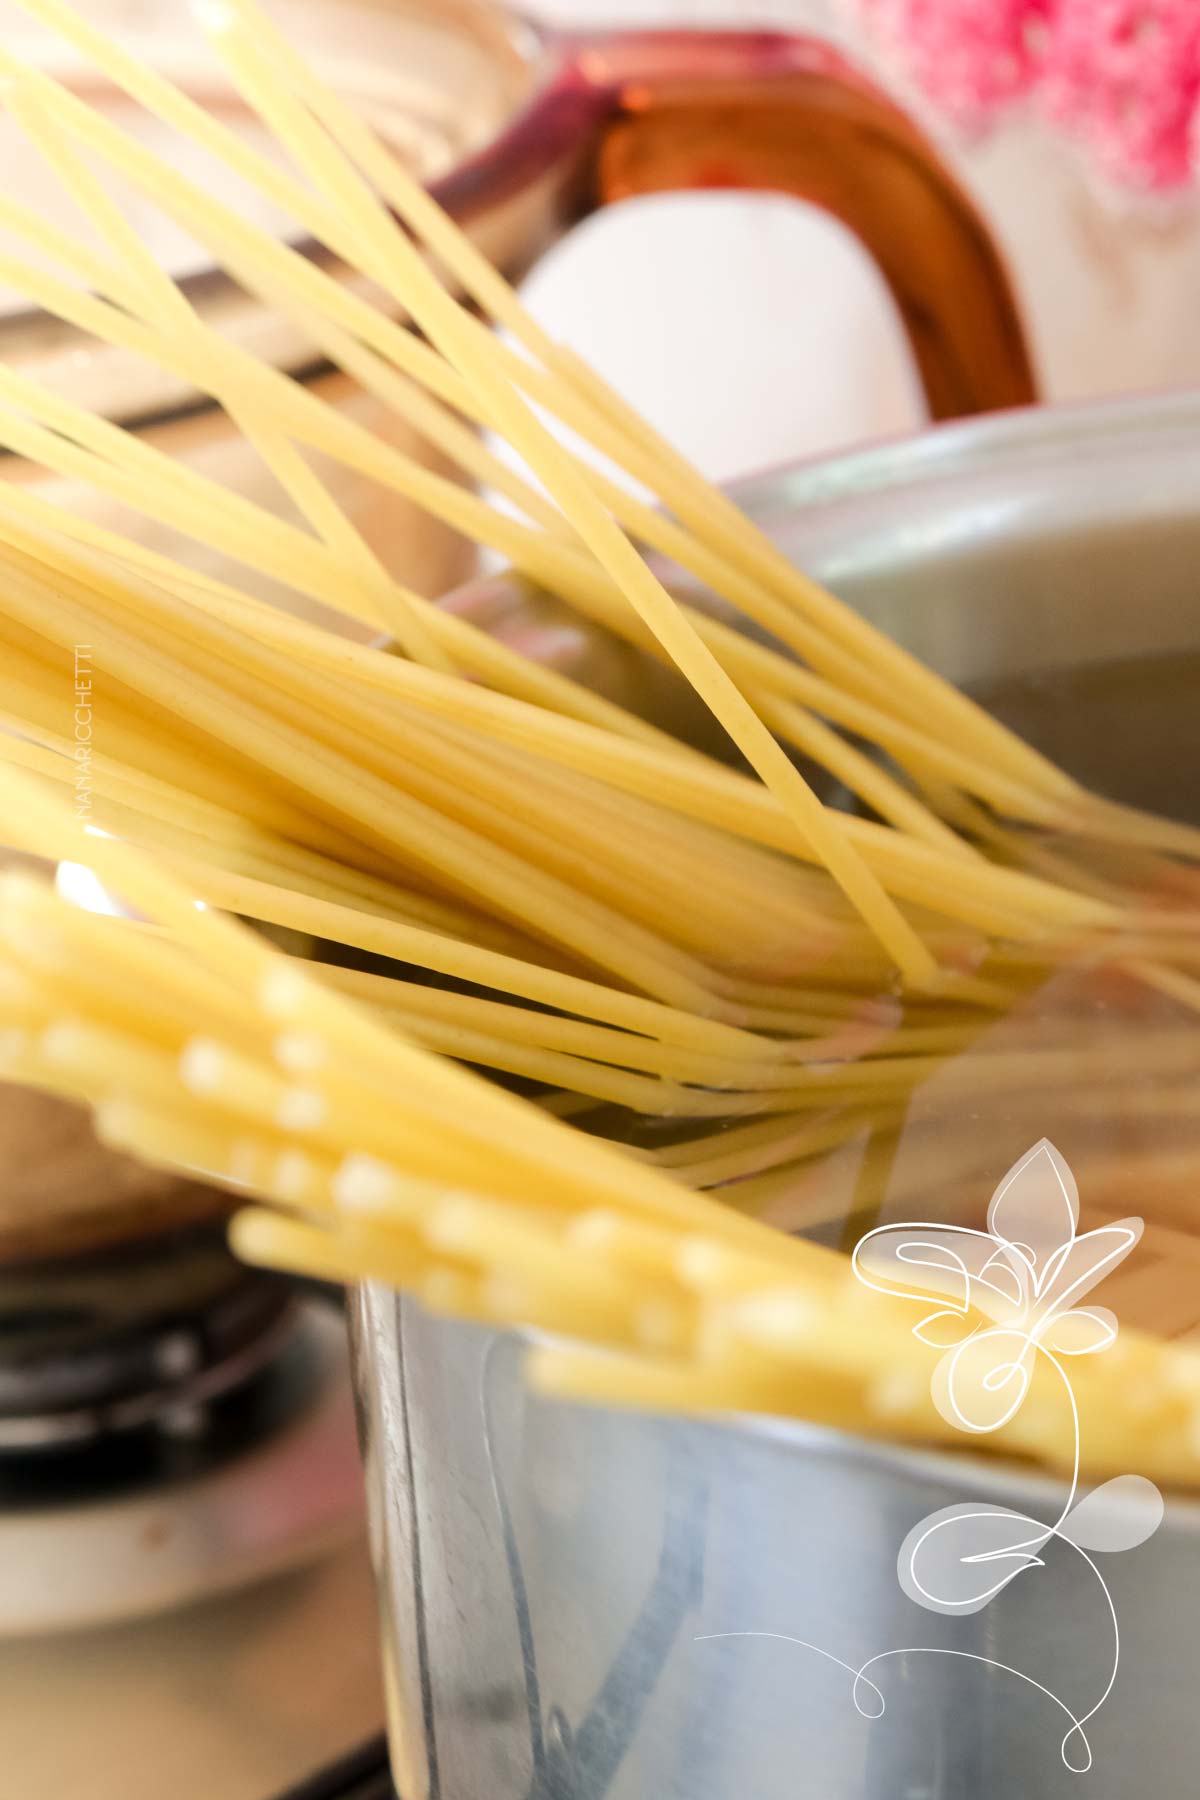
left=3, top=1538, right=384, bottom=1799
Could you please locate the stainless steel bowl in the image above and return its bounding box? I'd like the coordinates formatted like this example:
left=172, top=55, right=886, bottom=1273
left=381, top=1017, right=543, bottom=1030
left=350, top=392, right=1200, bottom=1800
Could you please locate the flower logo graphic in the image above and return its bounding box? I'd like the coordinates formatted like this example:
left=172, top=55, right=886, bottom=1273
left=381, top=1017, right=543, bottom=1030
left=697, top=1140, right=1164, bottom=1776
left=852, top=1139, right=1163, bottom=1771
left=853, top=1137, right=1141, bottom=1435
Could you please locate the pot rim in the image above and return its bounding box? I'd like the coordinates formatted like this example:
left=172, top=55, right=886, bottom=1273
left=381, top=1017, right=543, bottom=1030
left=723, top=385, right=1200, bottom=520
left=720, top=1395, right=1200, bottom=1522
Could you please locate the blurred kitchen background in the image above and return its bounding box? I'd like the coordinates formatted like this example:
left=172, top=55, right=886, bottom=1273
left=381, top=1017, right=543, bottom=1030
left=2, top=3, right=1198, bottom=1798
left=516, top=0, right=1200, bottom=476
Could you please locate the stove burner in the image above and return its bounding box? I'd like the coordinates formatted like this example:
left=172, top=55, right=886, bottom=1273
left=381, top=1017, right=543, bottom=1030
left=0, top=1300, right=363, bottom=1634
left=0, top=1222, right=293, bottom=1455
left=0, top=1220, right=365, bottom=1630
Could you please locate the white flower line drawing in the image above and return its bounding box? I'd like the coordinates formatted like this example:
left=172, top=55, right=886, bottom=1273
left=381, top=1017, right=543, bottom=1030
left=696, top=1140, right=1164, bottom=1775
left=851, top=1137, right=1164, bottom=1772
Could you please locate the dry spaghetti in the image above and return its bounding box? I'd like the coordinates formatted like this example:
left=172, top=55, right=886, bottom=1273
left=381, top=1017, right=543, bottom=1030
left=0, top=0, right=1197, bottom=1479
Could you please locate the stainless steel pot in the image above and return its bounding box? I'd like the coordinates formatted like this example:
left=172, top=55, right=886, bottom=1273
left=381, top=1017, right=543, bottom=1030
left=349, top=391, right=1200, bottom=1800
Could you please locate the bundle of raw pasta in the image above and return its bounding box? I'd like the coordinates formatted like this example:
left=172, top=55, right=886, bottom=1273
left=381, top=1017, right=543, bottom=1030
left=0, top=0, right=1198, bottom=1477
left=3, top=768, right=1199, bottom=1485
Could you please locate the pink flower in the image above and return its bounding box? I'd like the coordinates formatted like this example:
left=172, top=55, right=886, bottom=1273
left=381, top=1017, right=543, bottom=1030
left=1043, top=0, right=1200, bottom=189
left=861, top=0, right=1051, bottom=125
left=860, top=0, right=1200, bottom=188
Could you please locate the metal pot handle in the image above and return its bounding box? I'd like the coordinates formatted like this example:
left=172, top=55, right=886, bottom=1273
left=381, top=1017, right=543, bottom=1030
left=436, top=27, right=1037, bottom=422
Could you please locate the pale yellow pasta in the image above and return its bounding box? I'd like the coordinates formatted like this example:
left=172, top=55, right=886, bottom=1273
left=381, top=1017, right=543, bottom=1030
left=0, top=0, right=1197, bottom=1485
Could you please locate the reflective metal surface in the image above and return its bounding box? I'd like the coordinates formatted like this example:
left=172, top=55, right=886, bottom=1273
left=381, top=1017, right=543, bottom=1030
left=352, top=392, right=1200, bottom=1800
left=355, top=1294, right=1200, bottom=1800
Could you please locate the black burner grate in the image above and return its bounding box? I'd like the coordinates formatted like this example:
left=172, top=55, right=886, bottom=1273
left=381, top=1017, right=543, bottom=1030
left=0, top=1221, right=293, bottom=1453
left=270, top=1734, right=394, bottom=1800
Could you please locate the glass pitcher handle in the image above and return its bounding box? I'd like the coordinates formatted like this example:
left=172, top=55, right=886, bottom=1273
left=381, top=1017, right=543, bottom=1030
left=440, top=28, right=1037, bottom=422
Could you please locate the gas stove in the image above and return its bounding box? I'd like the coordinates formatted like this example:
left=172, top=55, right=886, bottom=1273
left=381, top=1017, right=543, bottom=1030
left=0, top=1222, right=389, bottom=1799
